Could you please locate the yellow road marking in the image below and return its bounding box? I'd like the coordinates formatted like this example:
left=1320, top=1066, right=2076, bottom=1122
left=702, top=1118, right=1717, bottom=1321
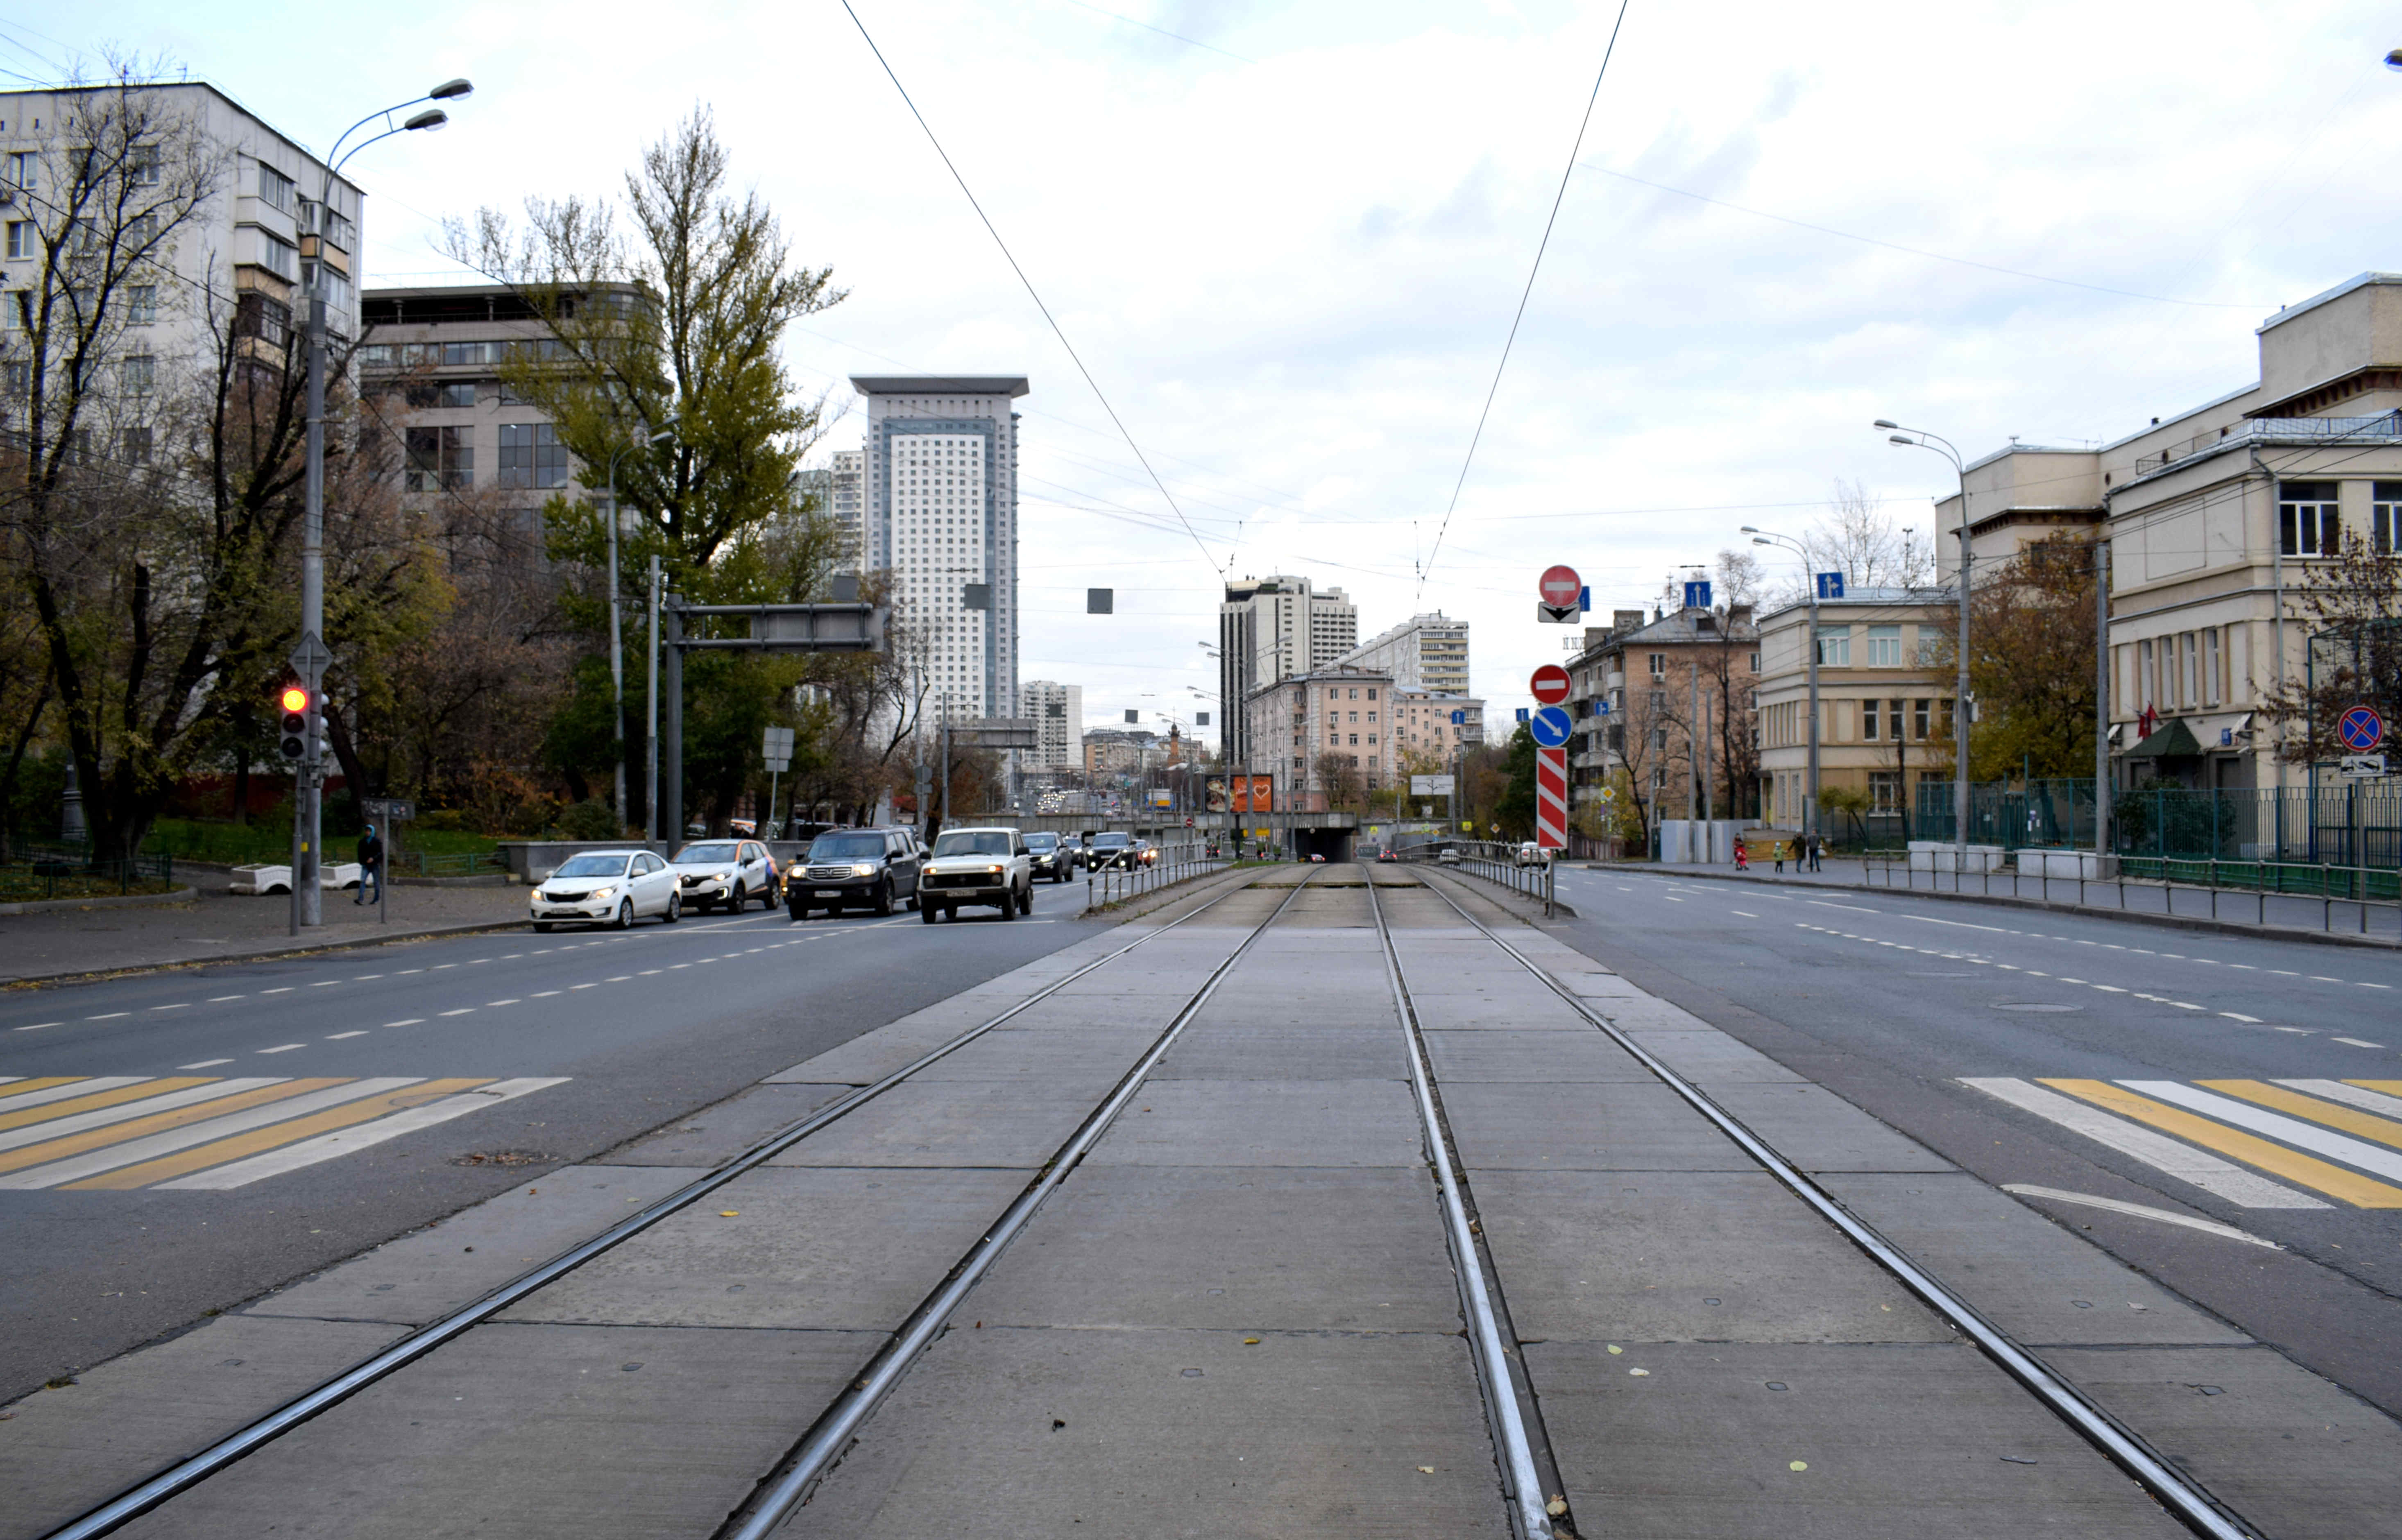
left=2040, top=1079, right=2402, bottom=1209
left=2348, top=1080, right=2402, bottom=1097
left=0, top=1078, right=213, bottom=1134
left=0, top=1081, right=344, bottom=1176
left=2201, top=1080, right=2402, bottom=1152
left=66, top=1079, right=493, bottom=1190
left=0, top=1077, right=88, bottom=1101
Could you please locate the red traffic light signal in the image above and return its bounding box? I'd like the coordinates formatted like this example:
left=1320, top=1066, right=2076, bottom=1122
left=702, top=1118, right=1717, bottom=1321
left=279, top=685, right=310, bottom=714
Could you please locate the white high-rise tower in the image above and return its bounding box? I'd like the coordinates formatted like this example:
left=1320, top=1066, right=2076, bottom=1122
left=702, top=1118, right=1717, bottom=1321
left=853, top=376, right=1029, bottom=719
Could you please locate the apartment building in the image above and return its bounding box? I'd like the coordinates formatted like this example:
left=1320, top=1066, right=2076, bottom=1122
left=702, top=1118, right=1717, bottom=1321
left=1082, top=727, right=1162, bottom=778
left=828, top=448, right=863, bottom=568
left=1336, top=611, right=1471, bottom=695
left=1565, top=606, right=1759, bottom=827
left=1936, top=270, right=2402, bottom=796
left=854, top=375, right=1027, bottom=722
left=1243, top=665, right=1396, bottom=810
left=1389, top=688, right=1485, bottom=765
left=0, top=82, right=362, bottom=446
left=1754, top=589, right=1958, bottom=833
left=1217, top=575, right=1357, bottom=765
left=1020, top=679, right=1083, bottom=771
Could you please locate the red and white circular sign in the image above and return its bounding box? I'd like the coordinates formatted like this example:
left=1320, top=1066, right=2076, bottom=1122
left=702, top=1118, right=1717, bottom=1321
left=1529, top=664, right=1572, bottom=705
left=1539, top=565, right=1581, bottom=607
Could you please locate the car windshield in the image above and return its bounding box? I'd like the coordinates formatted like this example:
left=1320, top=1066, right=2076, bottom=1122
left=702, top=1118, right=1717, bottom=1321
left=809, top=833, right=886, bottom=860
left=677, top=842, right=740, bottom=865
left=552, top=854, right=630, bottom=879
left=1024, top=834, right=1058, bottom=850
left=1091, top=833, right=1130, bottom=848
left=934, top=831, right=1013, bottom=857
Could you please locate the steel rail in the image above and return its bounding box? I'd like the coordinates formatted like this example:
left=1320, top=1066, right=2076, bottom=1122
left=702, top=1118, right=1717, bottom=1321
left=1363, top=872, right=1557, bottom=1539
left=717, top=867, right=1323, bottom=1538
left=41, top=867, right=1268, bottom=1540
left=1408, top=869, right=2262, bottom=1540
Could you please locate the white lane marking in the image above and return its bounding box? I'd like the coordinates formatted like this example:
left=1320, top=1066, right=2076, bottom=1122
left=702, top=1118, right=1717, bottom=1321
left=0, top=1078, right=288, bottom=1153
left=606, top=976, right=631, bottom=983
left=570, top=983, right=597, bottom=990
left=261, top=988, right=295, bottom=995
left=399, top=969, right=424, bottom=975
left=149, top=1003, right=190, bottom=1012
left=2274, top=1027, right=2314, bottom=1035
left=530, top=990, right=561, bottom=998
left=2278, top=1080, right=2402, bottom=1119
left=1958, top=1077, right=2328, bottom=1209
left=1808, top=900, right=1882, bottom=913
left=2092, top=985, right=2128, bottom=993
left=2227, top=963, right=2253, bottom=970
left=486, top=999, right=521, bottom=1007
left=354, top=974, right=383, bottom=981
left=2002, top=1184, right=2281, bottom=1249
left=2332, top=1037, right=2386, bottom=1049
left=2364, top=983, right=2393, bottom=990
left=1905, top=914, right=2011, bottom=933
left=208, top=995, right=245, bottom=1002
left=1663, top=897, right=1684, bottom=904
left=0, top=1077, right=150, bottom=1109
left=469, top=958, right=492, bottom=965
left=1731, top=910, right=1758, bottom=918
left=157, top=1077, right=573, bottom=1190
left=2122, top=1081, right=2402, bottom=1182
left=325, top=1031, right=369, bottom=1040
left=433, top=964, right=456, bottom=971
left=2221, top=1013, right=2262, bottom=1023
left=0, top=1078, right=426, bottom=1190
left=310, top=981, right=341, bottom=988
left=384, top=1018, right=424, bottom=1028
left=669, top=963, right=692, bottom=969
left=178, top=1060, right=233, bottom=1070
left=638, top=969, right=662, bottom=976
left=2310, top=976, right=2341, bottom=983
left=501, top=953, right=524, bottom=959
left=88, top=1012, right=129, bottom=1020
left=438, top=1008, right=474, bottom=1017
left=256, top=1044, right=307, bottom=1055
left=14, top=1023, right=61, bottom=1032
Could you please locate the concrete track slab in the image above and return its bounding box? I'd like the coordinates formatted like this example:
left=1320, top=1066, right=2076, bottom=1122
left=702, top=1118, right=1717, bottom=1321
left=1442, top=1082, right=1753, bottom=1170
left=1622, top=1028, right=1808, bottom=1084
left=2048, top=1345, right=2402, bottom=1540
left=768, top=1078, right=1113, bottom=1168
left=113, top=1323, right=881, bottom=1540
left=1528, top=1340, right=2189, bottom=1540
left=602, top=1084, right=853, bottom=1165
left=1086, top=1078, right=1427, bottom=1167
left=0, top=1315, right=409, bottom=1540
left=1588, top=996, right=1715, bottom=1032
left=1705, top=1083, right=1956, bottom=1173
left=245, top=1165, right=697, bottom=1324
left=1819, top=1174, right=2247, bottom=1346
left=1421, top=1028, right=1654, bottom=1082
left=965, top=1165, right=1462, bottom=1332
left=499, top=1166, right=1030, bottom=1329
left=1474, top=1170, right=1949, bottom=1343
left=1407, top=994, right=1599, bottom=1030
left=905, top=1026, right=1160, bottom=1080
left=764, top=1012, right=984, bottom=1085
left=789, top=1326, right=1511, bottom=1539
left=1151, top=1025, right=1409, bottom=1081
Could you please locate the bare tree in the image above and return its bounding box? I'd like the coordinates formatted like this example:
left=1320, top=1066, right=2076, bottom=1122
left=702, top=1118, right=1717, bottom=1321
left=1769, top=479, right=1935, bottom=604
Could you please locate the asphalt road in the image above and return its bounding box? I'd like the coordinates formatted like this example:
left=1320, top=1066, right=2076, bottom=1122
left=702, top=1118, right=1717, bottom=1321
left=0, top=874, right=1106, bottom=1402
left=1546, top=863, right=2402, bottom=1419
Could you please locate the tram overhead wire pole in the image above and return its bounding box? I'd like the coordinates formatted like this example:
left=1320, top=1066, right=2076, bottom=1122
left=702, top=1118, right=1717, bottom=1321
left=1878, top=420, right=1972, bottom=866
left=1744, top=528, right=1820, bottom=841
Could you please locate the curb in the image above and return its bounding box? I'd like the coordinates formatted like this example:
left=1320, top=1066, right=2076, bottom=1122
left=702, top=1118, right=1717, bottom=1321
left=0, top=885, right=199, bottom=919
left=0, top=916, right=530, bottom=991
left=1580, top=863, right=2400, bottom=951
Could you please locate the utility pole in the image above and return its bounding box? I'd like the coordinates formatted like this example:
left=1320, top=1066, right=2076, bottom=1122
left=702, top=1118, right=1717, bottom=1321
left=1876, top=420, right=1972, bottom=867
left=646, top=555, right=661, bottom=845
left=2094, top=538, right=2111, bottom=858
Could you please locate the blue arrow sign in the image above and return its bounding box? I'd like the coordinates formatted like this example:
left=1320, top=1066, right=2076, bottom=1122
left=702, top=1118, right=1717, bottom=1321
left=1451, top=710, right=1466, bottom=725
left=1683, top=580, right=1712, bottom=610
left=1816, top=572, right=1846, bottom=600
left=1530, top=705, right=1573, bottom=747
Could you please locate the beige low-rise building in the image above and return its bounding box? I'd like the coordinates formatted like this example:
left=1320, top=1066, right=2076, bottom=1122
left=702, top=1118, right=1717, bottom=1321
left=1755, top=588, right=1958, bottom=839
left=1244, top=665, right=1396, bottom=811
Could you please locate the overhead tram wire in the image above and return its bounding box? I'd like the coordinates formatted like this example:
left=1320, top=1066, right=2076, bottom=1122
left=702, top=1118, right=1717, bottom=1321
left=1416, top=0, right=1632, bottom=606
left=837, top=1, right=1227, bottom=577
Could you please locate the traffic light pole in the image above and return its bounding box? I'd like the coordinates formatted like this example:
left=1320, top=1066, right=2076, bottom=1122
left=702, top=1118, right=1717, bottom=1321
left=297, top=266, right=327, bottom=931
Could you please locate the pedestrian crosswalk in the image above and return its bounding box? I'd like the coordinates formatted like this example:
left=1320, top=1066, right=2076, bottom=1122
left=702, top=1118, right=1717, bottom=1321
left=0, top=1073, right=567, bottom=1191
left=1964, top=1076, right=2402, bottom=1209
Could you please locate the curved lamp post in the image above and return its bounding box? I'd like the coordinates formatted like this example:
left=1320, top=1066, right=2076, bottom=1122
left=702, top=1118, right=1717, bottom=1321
left=1743, top=527, right=1820, bottom=841
left=1876, top=419, right=1972, bottom=868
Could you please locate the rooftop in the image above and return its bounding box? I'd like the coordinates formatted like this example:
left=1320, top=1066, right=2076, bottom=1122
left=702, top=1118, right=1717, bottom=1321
left=850, top=376, right=1030, bottom=397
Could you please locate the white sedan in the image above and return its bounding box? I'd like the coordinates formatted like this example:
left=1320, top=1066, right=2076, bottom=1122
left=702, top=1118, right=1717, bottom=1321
left=530, top=849, right=682, bottom=931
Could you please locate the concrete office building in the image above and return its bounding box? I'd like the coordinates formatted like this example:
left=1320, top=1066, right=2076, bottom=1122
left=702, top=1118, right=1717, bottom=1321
left=1337, top=611, right=1471, bottom=696
left=854, top=376, right=1027, bottom=721
left=1217, top=575, right=1357, bottom=766
left=1020, top=679, right=1084, bottom=771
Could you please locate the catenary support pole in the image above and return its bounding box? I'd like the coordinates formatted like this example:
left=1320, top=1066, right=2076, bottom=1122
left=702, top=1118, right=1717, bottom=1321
left=2095, top=538, right=2110, bottom=858
left=1956, top=470, right=1973, bottom=869
left=298, top=270, right=325, bottom=930
left=646, top=556, right=661, bottom=845
left=662, top=593, right=682, bottom=858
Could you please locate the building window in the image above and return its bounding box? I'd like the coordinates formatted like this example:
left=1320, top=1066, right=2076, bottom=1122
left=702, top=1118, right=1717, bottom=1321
left=5, top=221, right=32, bottom=260
left=1815, top=625, right=1851, bottom=666
left=122, top=426, right=152, bottom=464
left=1648, top=652, right=1665, bottom=677
left=1366, top=688, right=1376, bottom=700
left=254, top=232, right=297, bottom=281
left=2139, top=638, right=2156, bottom=707
left=2374, top=482, right=2401, bottom=555
left=2203, top=629, right=2222, bottom=707
left=120, top=354, right=154, bottom=394
left=2179, top=632, right=2198, bottom=708
left=129, top=143, right=159, bottom=186
left=258, top=163, right=295, bottom=212
left=1869, top=772, right=1901, bottom=813
left=5, top=151, right=35, bottom=190
left=1913, top=699, right=1930, bottom=739
left=1865, top=625, right=1902, bottom=668
left=126, top=284, right=156, bottom=323
left=1748, top=651, right=1760, bottom=673
left=1863, top=699, right=1881, bottom=741
left=498, top=423, right=569, bottom=488
left=405, top=425, right=473, bottom=490
left=438, top=381, right=476, bottom=408
left=234, top=291, right=290, bottom=348
left=2278, top=481, right=2339, bottom=556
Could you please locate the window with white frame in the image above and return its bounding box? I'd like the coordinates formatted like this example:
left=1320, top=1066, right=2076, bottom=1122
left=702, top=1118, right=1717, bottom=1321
left=126, top=284, right=156, bottom=323
left=1869, top=771, right=1901, bottom=814
left=1816, top=625, right=1851, bottom=666
left=2375, top=482, right=2400, bottom=555
left=2277, top=481, right=2339, bottom=557
left=257, top=163, right=295, bottom=212
left=1862, top=698, right=1881, bottom=740
left=2203, top=629, right=2222, bottom=706
left=1865, top=625, right=1902, bottom=668
left=5, top=220, right=32, bottom=260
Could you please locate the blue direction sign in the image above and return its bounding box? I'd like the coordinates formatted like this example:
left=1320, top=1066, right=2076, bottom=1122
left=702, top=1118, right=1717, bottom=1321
left=2338, top=704, right=2384, bottom=752
left=1683, top=579, right=1713, bottom=610
left=1816, top=571, right=1846, bottom=600
left=1530, top=705, right=1573, bottom=747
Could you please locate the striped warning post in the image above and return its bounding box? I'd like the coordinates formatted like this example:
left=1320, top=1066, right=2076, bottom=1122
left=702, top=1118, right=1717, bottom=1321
left=1535, top=745, right=1568, bottom=849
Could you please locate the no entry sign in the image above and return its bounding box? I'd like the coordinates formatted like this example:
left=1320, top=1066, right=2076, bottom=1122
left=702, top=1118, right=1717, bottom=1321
left=1529, top=664, right=1572, bottom=705
left=1539, top=565, right=1581, bottom=607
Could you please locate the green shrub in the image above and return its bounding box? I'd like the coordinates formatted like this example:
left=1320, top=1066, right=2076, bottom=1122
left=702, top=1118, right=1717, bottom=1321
left=556, top=798, right=621, bottom=841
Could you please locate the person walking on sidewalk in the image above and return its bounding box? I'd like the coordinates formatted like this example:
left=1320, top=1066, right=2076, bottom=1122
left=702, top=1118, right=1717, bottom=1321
left=1773, top=838, right=1787, bottom=874
left=1733, top=836, right=1749, bottom=871
left=1808, top=833, right=1824, bottom=873
left=356, top=824, right=383, bottom=906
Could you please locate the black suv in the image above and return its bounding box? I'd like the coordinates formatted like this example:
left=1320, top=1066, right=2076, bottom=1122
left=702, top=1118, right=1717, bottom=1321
left=1023, top=832, right=1073, bottom=883
left=784, top=827, right=922, bottom=918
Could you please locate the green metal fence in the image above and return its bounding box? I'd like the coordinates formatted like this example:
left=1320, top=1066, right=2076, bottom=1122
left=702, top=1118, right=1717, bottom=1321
left=0, top=847, right=178, bottom=904
left=1914, top=779, right=2402, bottom=867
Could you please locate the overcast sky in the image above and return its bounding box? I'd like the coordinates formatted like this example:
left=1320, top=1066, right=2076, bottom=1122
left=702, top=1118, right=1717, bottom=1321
left=13, top=1, right=2402, bottom=732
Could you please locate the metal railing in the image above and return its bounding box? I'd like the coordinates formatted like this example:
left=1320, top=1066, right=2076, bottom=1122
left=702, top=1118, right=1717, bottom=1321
left=409, top=849, right=508, bottom=879
left=1398, top=840, right=1557, bottom=917
left=1913, top=777, right=2402, bottom=868
left=1084, top=845, right=1228, bottom=908
left=1861, top=849, right=2399, bottom=940
left=0, top=847, right=178, bottom=904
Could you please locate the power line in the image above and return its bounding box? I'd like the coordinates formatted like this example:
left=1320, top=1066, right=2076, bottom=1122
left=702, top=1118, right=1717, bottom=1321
left=1417, top=0, right=1631, bottom=602
left=837, top=0, right=1224, bottom=578
left=1059, top=0, right=1255, bottom=64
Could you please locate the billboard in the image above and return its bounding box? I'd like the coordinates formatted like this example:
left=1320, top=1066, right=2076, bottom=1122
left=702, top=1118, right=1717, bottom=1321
left=1410, top=774, right=1456, bottom=796
left=1149, top=789, right=1174, bottom=808
left=1205, top=775, right=1274, bottom=813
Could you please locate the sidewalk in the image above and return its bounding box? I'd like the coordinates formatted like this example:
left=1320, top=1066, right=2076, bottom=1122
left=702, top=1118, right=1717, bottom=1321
left=0, top=881, right=530, bottom=987
left=1591, top=856, right=2402, bottom=949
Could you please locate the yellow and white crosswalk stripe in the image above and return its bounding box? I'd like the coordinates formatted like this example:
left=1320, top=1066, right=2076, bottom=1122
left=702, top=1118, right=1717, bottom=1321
left=0, top=1074, right=567, bottom=1191
left=1962, top=1076, right=2402, bottom=1209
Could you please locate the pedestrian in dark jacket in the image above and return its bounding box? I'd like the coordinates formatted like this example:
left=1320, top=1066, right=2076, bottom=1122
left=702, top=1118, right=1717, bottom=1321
left=356, top=824, right=383, bottom=904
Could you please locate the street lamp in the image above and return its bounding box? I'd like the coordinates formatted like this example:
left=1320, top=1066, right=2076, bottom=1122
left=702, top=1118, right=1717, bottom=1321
left=1743, top=527, right=1821, bottom=843
left=1876, top=419, right=1973, bottom=870
left=607, top=422, right=676, bottom=826
left=290, top=81, right=472, bottom=931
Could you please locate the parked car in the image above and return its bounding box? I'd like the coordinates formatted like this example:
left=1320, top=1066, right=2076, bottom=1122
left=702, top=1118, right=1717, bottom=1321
left=1437, top=846, right=1462, bottom=866
left=672, top=838, right=779, bottom=913
left=919, top=827, right=1033, bottom=921
left=783, top=827, right=922, bottom=918
left=1086, top=831, right=1138, bottom=870
left=530, top=849, right=681, bottom=931
left=1023, top=831, right=1074, bottom=883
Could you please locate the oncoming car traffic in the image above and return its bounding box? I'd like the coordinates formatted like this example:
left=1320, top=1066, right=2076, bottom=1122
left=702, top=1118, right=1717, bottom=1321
left=783, top=827, right=923, bottom=918
left=918, top=827, right=1033, bottom=922
left=1023, top=831, right=1073, bottom=883
left=530, top=849, right=681, bottom=931
left=671, top=839, right=778, bottom=913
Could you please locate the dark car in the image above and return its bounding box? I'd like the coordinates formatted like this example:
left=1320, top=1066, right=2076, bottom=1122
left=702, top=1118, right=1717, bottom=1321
left=783, top=827, right=922, bottom=918
left=1086, top=831, right=1138, bottom=870
left=1023, top=831, right=1074, bottom=883
left=1056, top=833, right=1088, bottom=872
left=1375, top=848, right=1400, bottom=863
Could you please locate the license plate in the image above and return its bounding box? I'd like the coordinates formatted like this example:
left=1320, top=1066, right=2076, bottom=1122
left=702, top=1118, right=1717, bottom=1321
left=816, top=890, right=843, bottom=898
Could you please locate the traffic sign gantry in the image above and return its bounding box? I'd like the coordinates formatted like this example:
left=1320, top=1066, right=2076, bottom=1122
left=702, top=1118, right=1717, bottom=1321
left=1539, top=565, right=1581, bottom=607
left=2338, top=704, right=2384, bottom=753
left=1530, top=664, right=1572, bottom=705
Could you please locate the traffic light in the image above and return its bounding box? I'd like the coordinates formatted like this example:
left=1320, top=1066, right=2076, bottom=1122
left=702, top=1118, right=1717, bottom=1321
left=278, top=685, right=309, bottom=761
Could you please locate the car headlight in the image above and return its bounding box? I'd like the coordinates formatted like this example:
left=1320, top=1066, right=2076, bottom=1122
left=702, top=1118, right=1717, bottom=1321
left=589, top=885, right=616, bottom=901
left=850, top=863, right=878, bottom=877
